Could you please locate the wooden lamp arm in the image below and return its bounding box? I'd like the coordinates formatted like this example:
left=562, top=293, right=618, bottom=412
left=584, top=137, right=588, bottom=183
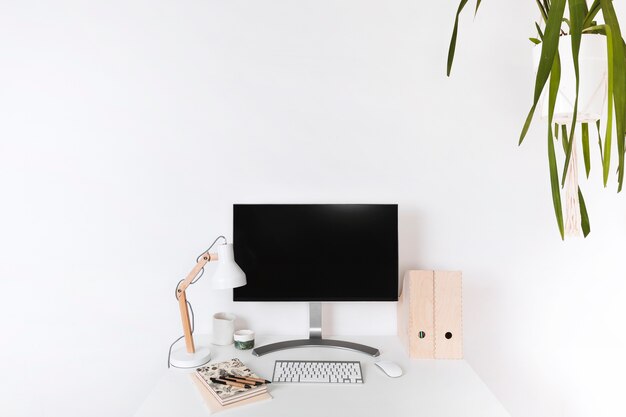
left=177, top=252, right=219, bottom=295
left=176, top=251, right=218, bottom=354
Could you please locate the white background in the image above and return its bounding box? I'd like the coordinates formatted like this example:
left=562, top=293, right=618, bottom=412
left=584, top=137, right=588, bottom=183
left=1, top=1, right=626, bottom=416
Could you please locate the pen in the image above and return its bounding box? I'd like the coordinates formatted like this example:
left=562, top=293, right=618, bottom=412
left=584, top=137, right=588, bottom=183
left=222, top=375, right=263, bottom=386
left=220, top=376, right=263, bottom=386
left=226, top=373, right=271, bottom=384
left=210, top=377, right=251, bottom=389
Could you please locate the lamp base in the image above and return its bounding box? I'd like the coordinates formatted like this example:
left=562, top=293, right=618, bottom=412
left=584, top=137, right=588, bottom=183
left=169, top=345, right=212, bottom=369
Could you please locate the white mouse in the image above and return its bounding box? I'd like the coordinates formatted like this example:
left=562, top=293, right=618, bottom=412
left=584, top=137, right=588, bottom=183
left=375, top=360, right=403, bottom=378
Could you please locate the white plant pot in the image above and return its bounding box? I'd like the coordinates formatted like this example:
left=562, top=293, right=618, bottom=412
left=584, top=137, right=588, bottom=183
left=533, top=34, right=608, bottom=124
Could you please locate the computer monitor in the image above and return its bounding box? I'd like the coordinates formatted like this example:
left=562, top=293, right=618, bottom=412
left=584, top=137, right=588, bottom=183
left=233, top=204, right=398, bottom=356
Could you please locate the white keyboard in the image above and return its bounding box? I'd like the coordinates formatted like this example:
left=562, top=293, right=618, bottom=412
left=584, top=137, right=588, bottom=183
left=272, top=360, right=364, bottom=384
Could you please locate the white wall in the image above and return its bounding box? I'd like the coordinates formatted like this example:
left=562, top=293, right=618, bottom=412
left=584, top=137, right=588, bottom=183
left=1, top=1, right=625, bottom=417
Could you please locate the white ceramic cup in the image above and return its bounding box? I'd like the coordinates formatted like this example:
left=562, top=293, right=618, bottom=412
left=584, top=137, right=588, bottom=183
left=212, top=312, right=236, bottom=345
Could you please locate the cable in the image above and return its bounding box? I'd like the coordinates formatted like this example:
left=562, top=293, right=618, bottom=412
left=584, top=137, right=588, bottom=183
left=167, top=236, right=227, bottom=368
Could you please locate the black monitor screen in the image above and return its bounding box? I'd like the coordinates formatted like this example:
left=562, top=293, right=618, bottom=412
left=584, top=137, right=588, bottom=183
left=233, top=204, right=398, bottom=302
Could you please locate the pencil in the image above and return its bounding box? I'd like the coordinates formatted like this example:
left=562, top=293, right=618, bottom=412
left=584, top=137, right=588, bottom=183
left=226, top=373, right=271, bottom=384
left=222, top=375, right=263, bottom=386
left=210, top=377, right=251, bottom=389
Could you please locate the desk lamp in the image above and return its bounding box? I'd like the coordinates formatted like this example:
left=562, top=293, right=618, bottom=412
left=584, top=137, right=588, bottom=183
left=169, top=236, right=246, bottom=368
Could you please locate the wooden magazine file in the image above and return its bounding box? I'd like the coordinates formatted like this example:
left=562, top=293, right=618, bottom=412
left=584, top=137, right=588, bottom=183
left=397, top=270, right=463, bottom=359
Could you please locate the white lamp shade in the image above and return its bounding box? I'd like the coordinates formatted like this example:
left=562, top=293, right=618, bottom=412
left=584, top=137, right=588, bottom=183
left=212, top=243, right=247, bottom=289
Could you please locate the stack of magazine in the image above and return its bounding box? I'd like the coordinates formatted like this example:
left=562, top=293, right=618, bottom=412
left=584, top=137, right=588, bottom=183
left=194, top=358, right=272, bottom=413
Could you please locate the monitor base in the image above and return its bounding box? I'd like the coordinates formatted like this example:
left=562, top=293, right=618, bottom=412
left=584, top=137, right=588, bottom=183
left=252, top=337, right=380, bottom=357
left=251, top=302, right=380, bottom=357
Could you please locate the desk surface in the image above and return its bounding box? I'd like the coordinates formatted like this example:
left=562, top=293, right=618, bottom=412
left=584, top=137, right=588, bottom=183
left=135, top=335, right=510, bottom=417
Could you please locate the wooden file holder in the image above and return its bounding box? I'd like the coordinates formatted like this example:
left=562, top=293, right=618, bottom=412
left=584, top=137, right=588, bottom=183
left=398, top=270, right=463, bottom=359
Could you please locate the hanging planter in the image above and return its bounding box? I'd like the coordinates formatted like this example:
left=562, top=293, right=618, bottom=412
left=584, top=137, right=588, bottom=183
left=446, top=0, right=626, bottom=239
left=534, top=33, right=607, bottom=237
left=534, top=34, right=607, bottom=124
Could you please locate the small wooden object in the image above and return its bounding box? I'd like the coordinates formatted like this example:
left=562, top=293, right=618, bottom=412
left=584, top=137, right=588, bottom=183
left=176, top=252, right=218, bottom=354
left=433, top=271, right=463, bottom=359
left=178, top=292, right=195, bottom=353
left=397, top=270, right=435, bottom=358
left=398, top=270, right=463, bottom=359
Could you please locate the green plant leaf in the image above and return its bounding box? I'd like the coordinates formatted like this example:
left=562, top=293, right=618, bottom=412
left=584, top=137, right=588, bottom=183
left=550, top=54, right=561, bottom=123
left=548, top=52, right=564, bottom=239
left=549, top=132, right=564, bottom=239
left=582, top=24, right=606, bottom=34
left=561, top=0, right=586, bottom=186
left=603, top=24, right=614, bottom=187
left=578, top=187, right=591, bottom=237
left=581, top=0, right=589, bottom=16
left=519, top=0, right=566, bottom=145
left=584, top=0, right=601, bottom=29
left=529, top=37, right=542, bottom=45
left=562, top=18, right=571, bottom=31
left=475, top=0, right=482, bottom=16
left=536, top=0, right=548, bottom=22
left=535, top=22, right=545, bottom=39
left=561, top=124, right=569, bottom=154
left=582, top=123, right=591, bottom=177
left=601, top=0, right=626, bottom=192
left=555, top=123, right=559, bottom=139
left=447, top=0, right=469, bottom=77
left=597, top=120, right=604, bottom=161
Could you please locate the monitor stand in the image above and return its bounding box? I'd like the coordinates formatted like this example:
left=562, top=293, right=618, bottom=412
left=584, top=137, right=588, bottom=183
left=251, top=302, right=380, bottom=357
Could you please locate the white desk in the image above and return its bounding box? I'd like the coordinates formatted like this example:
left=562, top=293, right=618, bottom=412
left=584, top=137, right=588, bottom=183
left=135, top=335, right=510, bottom=417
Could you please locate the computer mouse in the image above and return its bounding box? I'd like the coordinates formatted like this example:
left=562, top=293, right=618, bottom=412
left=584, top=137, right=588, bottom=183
left=374, top=360, right=403, bottom=378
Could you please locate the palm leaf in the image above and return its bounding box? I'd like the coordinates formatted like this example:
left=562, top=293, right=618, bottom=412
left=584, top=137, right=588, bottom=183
left=561, top=0, right=586, bottom=186
left=519, top=0, right=566, bottom=145
left=583, top=24, right=606, bottom=35
left=548, top=131, right=564, bottom=239
left=548, top=52, right=565, bottom=239
left=543, top=0, right=551, bottom=14
left=580, top=0, right=589, bottom=16
left=583, top=0, right=601, bottom=29
left=475, top=0, right=482, bottom=16
left=582, top=122, right=591, bottom=177
left=536, top=0, right=548, bottom=22
left=601, top=0, right=626, bottom=192
left=578, top=187, right=591, bottom=237
left=447, top=0, right=470, bottom=76
left=597, top=120, right=604, bottom=160
left=555, top=123, right=559, bottom=139
left=602, top=24, right=614, bottom=187
left=562, top=18, right=571, bottom=31
left=535, top=22, right=545, bottom=39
